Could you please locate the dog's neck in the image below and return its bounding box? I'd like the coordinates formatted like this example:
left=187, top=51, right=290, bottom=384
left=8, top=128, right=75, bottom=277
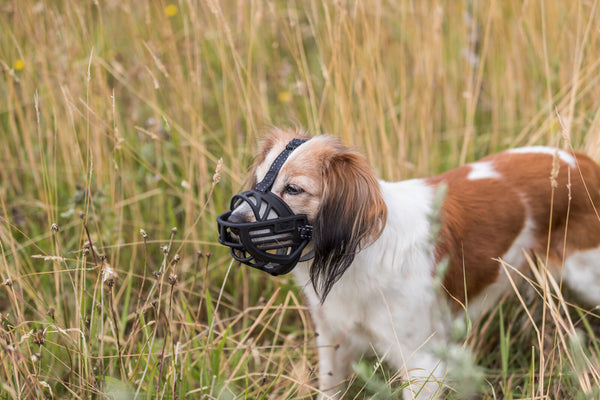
left=294, top=179, right=438, bottom=306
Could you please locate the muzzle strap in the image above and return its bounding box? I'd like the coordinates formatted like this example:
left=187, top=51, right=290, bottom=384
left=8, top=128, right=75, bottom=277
left=254, top=138, right=308, bottom=192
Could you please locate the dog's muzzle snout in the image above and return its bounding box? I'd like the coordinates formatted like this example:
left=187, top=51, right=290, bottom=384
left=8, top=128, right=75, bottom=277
left=225, top=212, right=248, bottom=238
left=227, top=212, right=249, bottom=225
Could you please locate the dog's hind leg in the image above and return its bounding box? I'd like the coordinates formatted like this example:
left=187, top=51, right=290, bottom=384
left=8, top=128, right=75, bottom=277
left=563, top=246, right=600, bottom=306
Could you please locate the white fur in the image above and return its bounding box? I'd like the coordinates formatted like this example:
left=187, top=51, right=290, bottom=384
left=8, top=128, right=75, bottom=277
left=465, top=217, right=536, bottom=319
left=467, top=161, right=501, bottom=180
left=507, top=146, right=576, bottom=167
left=563, top=247, right=600, bottom=306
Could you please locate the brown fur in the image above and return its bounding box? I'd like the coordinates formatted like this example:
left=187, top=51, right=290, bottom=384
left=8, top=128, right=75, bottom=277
left=428, top=150, right=600, bottom=308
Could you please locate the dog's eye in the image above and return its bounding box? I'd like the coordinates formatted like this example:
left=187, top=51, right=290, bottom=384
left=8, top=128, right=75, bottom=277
left=284, top=184, right=304, bottom=195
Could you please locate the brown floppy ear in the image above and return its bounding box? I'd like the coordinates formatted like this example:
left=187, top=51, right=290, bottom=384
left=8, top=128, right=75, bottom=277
left=310, top=150, right=387, bottom=301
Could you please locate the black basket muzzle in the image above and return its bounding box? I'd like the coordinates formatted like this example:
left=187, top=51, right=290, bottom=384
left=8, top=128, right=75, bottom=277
left=216, top=138, right=313, bottom=275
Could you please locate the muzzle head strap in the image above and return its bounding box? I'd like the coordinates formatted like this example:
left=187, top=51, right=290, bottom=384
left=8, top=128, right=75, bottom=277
left=254, top=138, right=308, bottom=192
left=216, top=138, right=313, bottom=276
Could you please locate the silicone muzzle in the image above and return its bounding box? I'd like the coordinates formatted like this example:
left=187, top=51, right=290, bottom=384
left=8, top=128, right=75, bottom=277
left=216, top=138, right=313, bottom=275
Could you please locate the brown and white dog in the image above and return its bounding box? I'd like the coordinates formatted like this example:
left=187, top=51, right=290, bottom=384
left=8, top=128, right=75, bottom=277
left=229, top=128, right=600, bottom=399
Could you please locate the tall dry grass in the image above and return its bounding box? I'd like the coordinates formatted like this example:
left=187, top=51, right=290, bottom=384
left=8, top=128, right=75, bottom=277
left=1, top=0, right=599, bottom=398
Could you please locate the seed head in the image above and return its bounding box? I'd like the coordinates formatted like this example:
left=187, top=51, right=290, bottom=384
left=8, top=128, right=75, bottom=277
left=32, top=329, right=45, bottom=346
left=83, top=240, right=96, bottom=256
left=213, top=158, right=223, bottom=184
left=168, top=273, right=178, bottom=286
left=102, top=264, right=117, bottom=288
left=51, top=223, right=59, bottom=233
left=140, top=228, right=149, bottom=239
left=550, top=149, right=560, bottom=189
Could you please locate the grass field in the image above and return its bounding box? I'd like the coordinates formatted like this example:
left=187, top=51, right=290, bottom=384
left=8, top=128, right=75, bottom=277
left=1, top=0, right=600, bottom=398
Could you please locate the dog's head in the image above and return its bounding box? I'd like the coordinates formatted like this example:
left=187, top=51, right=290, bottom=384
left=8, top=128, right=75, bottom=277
left=221, top=128, right=387, bottom=300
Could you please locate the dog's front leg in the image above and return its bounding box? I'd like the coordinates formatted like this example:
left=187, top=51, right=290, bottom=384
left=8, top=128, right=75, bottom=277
left=401, top=351, right=446, bottom=400
left=315, top=327, right=366, bottom=400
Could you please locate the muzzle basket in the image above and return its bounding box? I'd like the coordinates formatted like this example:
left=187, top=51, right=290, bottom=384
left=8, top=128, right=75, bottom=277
left=217, top=191, right=312, bottom=275
left=216, top=138, right=312, bottom=275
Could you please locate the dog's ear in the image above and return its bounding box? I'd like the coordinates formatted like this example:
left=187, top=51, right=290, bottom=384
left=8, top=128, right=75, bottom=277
left=311, top=150, right=387, bottom=301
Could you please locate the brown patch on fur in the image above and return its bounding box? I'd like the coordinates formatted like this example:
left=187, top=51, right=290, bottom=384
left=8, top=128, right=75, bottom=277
left=428, top=149, right=600, bottom=309
left=428, top=167, right=526, bottom=307
left=491, top=151, right=600, bottom=255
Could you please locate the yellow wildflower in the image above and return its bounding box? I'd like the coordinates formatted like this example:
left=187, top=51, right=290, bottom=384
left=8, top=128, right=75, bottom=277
left=277, top=91, right=292, bottom=103
left=165, top=4, right=178, bottom=17
left=13, top=59, right=24, bottom=71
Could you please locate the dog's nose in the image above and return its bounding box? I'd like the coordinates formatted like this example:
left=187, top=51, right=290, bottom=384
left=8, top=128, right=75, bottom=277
left=227, top=213, right=249, bottom=237
left=227, top=213, right=248, bottom=224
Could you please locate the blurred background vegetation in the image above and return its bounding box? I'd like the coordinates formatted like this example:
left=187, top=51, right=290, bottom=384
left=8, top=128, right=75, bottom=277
left=1, top=0, right=599, bottom=398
